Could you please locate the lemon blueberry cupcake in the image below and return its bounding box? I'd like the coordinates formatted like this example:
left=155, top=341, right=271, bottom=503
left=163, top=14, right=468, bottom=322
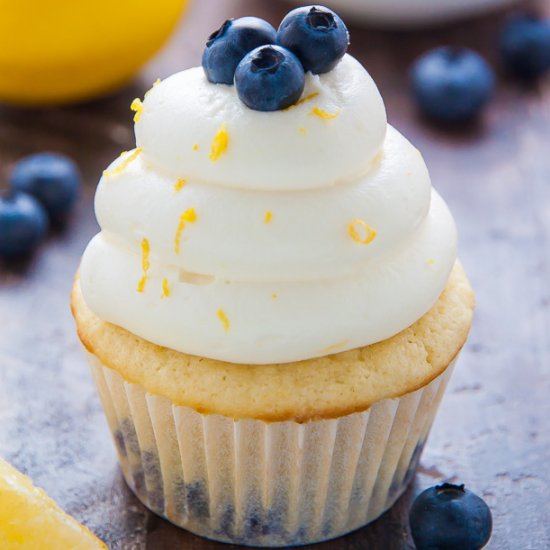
left=72, top=5, right=474, bottom=546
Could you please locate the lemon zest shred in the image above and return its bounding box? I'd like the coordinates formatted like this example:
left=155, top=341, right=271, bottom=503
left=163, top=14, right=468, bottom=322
left=285, top=92, right=320, bottom=111
left=193, top=144, right=199, bottom=152
left=174, top=208, right=197, bottom=254
left=298, top=127, right=308, bottom=135
left=209, top=124, right=229, bottom=161
left=137, top=275, right=148, bottom=293
left=217, top=309, right=230, bottom=332
left=161, top=278, right=171, bottom=298
left=264, top=211, right=273, bottom=224
left=103, top=148, right=142, bottom=178
left=131, top=98, right=144, bottom=122
left=136, top=238, right=150, bottom=293
left=144, top=79, right=161, bottom=98
left=310, top=107, right=339, bottom=119
left=427, top=258, right=435, bottom=266
left=174, top=179, right=186, bottom=192
left=348, top=220, right=377, bottom=245
left=141, top=238, right=150, bottom=272
left=272, top=293, right=278, bottom=299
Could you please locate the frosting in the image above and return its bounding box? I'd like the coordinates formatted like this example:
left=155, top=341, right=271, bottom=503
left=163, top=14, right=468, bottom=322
left=80, top=53, right=458, bottom=364
left=134, top=55, right=386, bottom=190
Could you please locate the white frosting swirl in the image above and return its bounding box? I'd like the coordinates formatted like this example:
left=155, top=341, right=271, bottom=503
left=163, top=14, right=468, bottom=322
left=80, top=54, right=458, bottom=364
left=135, top=55, right=386, bottom=190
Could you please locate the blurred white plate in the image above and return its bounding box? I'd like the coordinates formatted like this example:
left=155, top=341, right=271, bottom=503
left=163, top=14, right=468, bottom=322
left=285, top=0, right=520, bottom=26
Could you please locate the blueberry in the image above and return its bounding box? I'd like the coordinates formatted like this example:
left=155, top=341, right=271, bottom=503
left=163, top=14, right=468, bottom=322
left=409, top=483, right=493, bottom=550
left=202, top=17, right=277, bottom=85
left=235, top=45, right=305, bottom=111
left=500, top=14, right=550, bottom=79
left=10, top=153, right=80, bottom=223
left=411, top=47, right=495, bottom=123
left=0, top=192, right=48, bottom=258
left=277, top=5, right=349, bottom=75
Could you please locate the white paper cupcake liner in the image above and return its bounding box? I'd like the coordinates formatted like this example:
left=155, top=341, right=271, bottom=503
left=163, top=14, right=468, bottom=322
left=87, top=352, right=456, bottom=547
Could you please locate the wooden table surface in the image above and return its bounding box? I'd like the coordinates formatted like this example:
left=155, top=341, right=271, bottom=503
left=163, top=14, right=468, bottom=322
left=1, top=1, right=549, bottom=548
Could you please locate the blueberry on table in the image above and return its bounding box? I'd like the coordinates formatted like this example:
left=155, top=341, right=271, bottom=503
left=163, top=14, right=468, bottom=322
left=278, top=5, right=349, bottom=75
left=409, top=483, right=493, bottom=550
left=235, top=45, right=305, bottom=111
left=411, top=47, right=495, bottom=123
left=10, top=152, right=80, bottom=223
left=202, top=17, right=277, bottom=85
left=0, top=192, right=48, bottom=259
left=500, top=14, right=550, bottom=79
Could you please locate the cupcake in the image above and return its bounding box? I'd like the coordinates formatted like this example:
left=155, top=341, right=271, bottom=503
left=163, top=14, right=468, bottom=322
left=72, top=5, right=474, bottom=547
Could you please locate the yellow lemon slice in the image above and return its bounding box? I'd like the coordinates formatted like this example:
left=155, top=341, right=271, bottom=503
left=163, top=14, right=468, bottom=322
left=0, top=458, right=107, bottom=549
left=0, top=0, right=189, bottom=105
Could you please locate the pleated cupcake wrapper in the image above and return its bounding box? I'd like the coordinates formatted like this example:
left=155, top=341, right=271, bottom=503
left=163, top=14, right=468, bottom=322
left=87, top=352, right=456, bottom=547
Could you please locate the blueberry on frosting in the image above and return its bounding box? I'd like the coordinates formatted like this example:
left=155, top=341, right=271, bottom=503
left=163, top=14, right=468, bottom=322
left=277, top=6, right=349, bottom=75
left=235, top=45, right=305, bottom=112
left=202, top=17, right=277, bottom=85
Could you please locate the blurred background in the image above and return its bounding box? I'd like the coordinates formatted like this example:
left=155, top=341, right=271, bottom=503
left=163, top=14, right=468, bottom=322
left=0, top=0, right=549, bottom=548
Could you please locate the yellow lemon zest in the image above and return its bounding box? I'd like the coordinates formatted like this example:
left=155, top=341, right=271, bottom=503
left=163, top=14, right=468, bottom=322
left=427, top=258, right=436, bottom=266
left=141, top=238, right=150, bottom=272
left=217, top=309, right=230, bottom=332
left=310, top=107, right=339, bottom=119
left=298, top=126, right=308, bottom=135
left=174, top=208, right=197, bottom=254
left=161, top=278, right=171, bottom=298
left=137, top=275, right=148, bottom=293
left=136, top=238, right=150, bottom=292
left=144, top=78, right=161, bottom=98
left=210, top=124, right=229, bottom=161
left=285, top=91, right=320, bottom=110
left=130, top=97, right=144, bottom=122
left=174, top=178, right=186, bottom=192
left=193, top=143, right=199, bottom=151
left=272, top=293, right=278, bottom=299
left=103, top=148, right=142, bottom=177
left=264, top=211, right=273, bottom=224
left=348, top=220, right=377, bottom=245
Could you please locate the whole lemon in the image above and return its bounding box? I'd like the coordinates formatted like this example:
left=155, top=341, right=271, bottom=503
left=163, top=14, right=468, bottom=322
left=0, top=0, right=189, bottom=105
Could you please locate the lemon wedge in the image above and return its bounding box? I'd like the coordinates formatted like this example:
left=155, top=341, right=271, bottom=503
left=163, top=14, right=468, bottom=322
left=0, top=458, right=107, bottom=549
